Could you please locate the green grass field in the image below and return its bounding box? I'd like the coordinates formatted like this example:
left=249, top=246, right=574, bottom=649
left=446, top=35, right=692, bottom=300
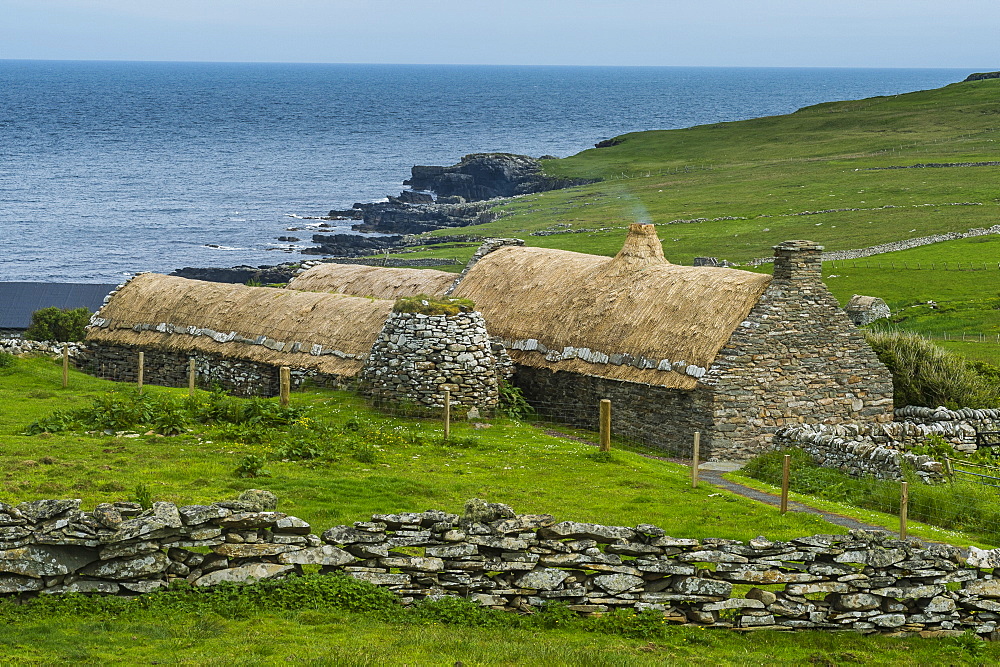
left=4, top=356, right=1000, bottom=664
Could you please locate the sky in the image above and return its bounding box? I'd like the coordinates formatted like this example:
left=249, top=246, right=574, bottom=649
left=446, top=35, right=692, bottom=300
left=1, top=0, right=998, bottom=69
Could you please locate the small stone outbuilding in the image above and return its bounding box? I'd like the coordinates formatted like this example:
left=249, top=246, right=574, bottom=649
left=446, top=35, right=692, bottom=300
left=844, top=294, right=891, bottom=327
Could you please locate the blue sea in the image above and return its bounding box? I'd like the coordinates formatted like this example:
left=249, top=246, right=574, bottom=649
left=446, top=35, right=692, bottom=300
left=0, top=61, right=972, bottom=282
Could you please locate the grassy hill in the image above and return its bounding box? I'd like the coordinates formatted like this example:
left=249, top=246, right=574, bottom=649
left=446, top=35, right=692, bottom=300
left=396, top=77, right=1000, bottom=359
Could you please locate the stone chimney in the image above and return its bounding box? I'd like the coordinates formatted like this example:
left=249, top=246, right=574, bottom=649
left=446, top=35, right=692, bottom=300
left=772, top=240, right=823, bottom=282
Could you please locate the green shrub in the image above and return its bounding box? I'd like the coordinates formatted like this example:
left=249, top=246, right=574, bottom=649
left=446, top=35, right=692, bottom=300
left=131, top=483, right=154, bottom=509
left=864, top=329, right=1000, bottom=408
left=497, top=381, right=534, bottom=420
left=153, top=398, right=188, bottom=436
left=234, top=453, right=270, bottom=478
left=23, top=306, right=91, bottom=342
left=23, top=409, right=78, bottom=435
left=392, top=294, right=474, bottom=316
left=0, top=351, right=15, bottom=369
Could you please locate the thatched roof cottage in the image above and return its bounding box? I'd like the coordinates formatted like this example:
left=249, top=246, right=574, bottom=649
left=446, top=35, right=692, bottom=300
left=286, top=263, right=456, bottom=299
left=86, top=224, right=892, bottom=458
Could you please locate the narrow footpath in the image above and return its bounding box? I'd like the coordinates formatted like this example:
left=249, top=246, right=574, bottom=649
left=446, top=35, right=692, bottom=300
left=542, top=427, right=895, bottom=534
left=696, top=464, right=890, bottom=533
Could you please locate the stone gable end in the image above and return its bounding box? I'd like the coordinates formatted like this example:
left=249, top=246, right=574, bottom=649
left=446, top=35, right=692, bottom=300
left=703, top=241, right=894, bottom=458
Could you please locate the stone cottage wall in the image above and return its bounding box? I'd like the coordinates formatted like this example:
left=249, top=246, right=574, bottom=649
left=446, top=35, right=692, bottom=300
left=701, top=241, right=895, bottom=460
left=359, top=311, right=505, bottom=411
left=84, top=343, right=348, bottom=397
left=5, top=497, right=1000, bottom=637
left=513, top=366, right=714, bottom=457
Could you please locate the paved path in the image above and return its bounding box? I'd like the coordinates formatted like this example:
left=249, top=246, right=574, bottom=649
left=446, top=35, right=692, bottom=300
left=542, top=428, right=895, bottom=534
left=696, top=468, right=890, bottom=533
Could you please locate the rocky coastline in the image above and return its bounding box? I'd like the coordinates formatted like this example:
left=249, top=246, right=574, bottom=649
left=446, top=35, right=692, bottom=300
left=174, top=152, right=596, bottom=282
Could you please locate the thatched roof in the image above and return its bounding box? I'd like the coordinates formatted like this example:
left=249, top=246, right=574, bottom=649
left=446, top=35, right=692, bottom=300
left=287, top=263, right=456, bottom=299
left=452, top=224, right=772, bottom=389
left=87, top=273, right=393, bottom=376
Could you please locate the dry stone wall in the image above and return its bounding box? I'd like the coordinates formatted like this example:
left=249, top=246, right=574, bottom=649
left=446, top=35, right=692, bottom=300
left=6, top=497, right=1000, bottom=637
left=359, top=311, right=508, bottom=411
left=773, top=424, right=947, bottom=483
left=0, top=339, right=86, bottom=360
left=84, top=343, right=347, bottom=397
left=512, top=366, right=714, bottom=458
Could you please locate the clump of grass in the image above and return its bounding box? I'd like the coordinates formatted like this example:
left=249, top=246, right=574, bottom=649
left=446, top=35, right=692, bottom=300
left=393, top=294, right=474, bottom=316
left=864, top=329, right=1000, bottom=408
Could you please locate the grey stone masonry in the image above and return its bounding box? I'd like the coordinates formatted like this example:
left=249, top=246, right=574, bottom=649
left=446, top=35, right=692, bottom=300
left=359, top=311, right=505, bottom=410
left=85, top=343, right=348, bottom=397
left=512, top=366, right=714, bottom=458
left=845, top=295, right=891, bottom=327
left=702, top=241, right=895, bottom=459
left=0, top=338, right=86, bottom=360
left=6, top=497, right=1000, bottom=638
left=773, top=424, right=947, bottom=483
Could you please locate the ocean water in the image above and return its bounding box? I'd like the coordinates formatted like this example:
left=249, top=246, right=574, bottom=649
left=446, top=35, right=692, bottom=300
left=0, top=60, right=971, bottom=282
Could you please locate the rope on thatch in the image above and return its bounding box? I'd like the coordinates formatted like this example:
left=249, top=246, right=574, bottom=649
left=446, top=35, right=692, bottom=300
left=86, top=274, right=394, bottom=376
left=286, top=263, right=455, bottom=299
left=452, top=223, right=772, bottom=389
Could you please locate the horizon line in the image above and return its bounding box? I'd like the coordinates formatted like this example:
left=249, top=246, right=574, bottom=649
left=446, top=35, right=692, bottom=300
left=0, top=58, right=987, bottom=71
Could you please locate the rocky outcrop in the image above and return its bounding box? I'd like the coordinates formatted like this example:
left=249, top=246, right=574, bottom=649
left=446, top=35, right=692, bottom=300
left=305, top=233, right=483, bottom=257
left=348, top=199, right=501, bottom=235
left=404, top=153, right=597, bottom=202
left=965, top=72, right=1000, bottom=82
left=169, top=265, right=298, bottom=284
left=305, top=233, right=405, bottom=257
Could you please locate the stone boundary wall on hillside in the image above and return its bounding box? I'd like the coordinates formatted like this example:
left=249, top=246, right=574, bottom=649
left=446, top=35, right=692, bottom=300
left=773, top=424, right=947, bottom=483
left=6, top=498, right=1000, bottom=637
left=747, top=224, right=1000, bottom=267
left=84, top=343, right=348, bottom=397
left=0, top=339, right=87, bottom=360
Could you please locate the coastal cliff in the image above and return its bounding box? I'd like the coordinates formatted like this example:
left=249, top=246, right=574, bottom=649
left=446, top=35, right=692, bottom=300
left=404, top=153, right=596, bottom=202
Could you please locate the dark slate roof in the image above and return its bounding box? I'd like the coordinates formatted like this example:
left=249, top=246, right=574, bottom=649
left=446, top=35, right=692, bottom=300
left=0, top=283, right=117, bottom=329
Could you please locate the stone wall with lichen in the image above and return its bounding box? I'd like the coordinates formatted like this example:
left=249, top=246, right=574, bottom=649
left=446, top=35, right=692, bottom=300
left=5, top=497, right=1000, bottom=638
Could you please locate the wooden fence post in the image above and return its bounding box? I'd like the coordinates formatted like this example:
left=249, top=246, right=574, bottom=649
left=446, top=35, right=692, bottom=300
left=279, top=366, right=290, bottom=406
left=188, top=358, right=196, bottom=396
left=780, top=454, right=791, bottom=514
left=62, top=346, right=69, bottom=389
left=443, top=389, right=451, bottom=441
left=599, top=399, right=612, bottom=452
left=137, top=351, right=144, bottom=392
left=691, top=432, right=701, bottom=488
left=900, top=481, right=909, bottom=539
